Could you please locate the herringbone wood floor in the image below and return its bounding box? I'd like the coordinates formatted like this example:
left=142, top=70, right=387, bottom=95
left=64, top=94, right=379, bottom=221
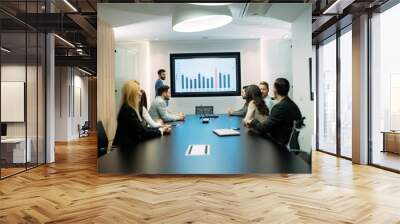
left=1, top=135, right=400, bottom=224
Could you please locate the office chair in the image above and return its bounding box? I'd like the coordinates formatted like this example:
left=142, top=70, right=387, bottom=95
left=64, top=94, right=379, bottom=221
left=287, top=117, right=305, bottom=152
left=78, top=121, right=90, bottom=138
left=195, top=106, right=213, bottom=115
left=97, top=121, right=109, bottom=158
left=287, top=117, right=311, bottom=163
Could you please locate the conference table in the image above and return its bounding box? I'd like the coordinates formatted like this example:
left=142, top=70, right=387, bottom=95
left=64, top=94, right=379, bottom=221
left=98, top=115, right=311, bottom=174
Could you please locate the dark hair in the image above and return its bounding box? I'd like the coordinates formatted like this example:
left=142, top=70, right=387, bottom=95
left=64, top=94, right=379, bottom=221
left=245, top=85, right=269, bottom=115
left=259, top=81, right=269, bottom=90
left=157, top=69, right=166, bottom=76
left=274, top=78, right=290, bottom=96
left=140, top=89, right=147, bottom=108
left=157, top=85, right=170, bottom=96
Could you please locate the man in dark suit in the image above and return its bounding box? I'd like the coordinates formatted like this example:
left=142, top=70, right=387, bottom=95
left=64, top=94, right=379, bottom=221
left=245, top=78, right=302, bottom=146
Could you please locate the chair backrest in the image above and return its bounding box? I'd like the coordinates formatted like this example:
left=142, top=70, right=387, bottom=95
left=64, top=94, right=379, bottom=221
left=287, top=117, right=306, bottom=151
left=97, top=121, right=108, bottom=157
left=195, top=106, right=213, bottom=115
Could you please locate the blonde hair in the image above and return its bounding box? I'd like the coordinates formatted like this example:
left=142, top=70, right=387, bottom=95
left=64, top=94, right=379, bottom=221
left=120, top=80, right=141, bottom=110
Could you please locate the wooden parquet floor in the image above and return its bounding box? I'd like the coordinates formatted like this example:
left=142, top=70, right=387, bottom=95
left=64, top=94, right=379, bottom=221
left=1, top=135, right=400, bottom=224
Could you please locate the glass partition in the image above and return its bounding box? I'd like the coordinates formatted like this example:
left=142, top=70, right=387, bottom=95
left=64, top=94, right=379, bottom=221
left=317, top=36, right=337, bottom=155
left=371, top=3, right=400, bottom=171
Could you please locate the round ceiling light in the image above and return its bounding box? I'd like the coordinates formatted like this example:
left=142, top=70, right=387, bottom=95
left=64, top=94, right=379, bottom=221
left=172, top=5, right=233, bottom=33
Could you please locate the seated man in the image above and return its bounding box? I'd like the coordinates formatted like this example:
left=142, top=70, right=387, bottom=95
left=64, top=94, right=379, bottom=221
left=245, top=78, right=302, bottom=146
left=228, top=85, right=248, bottom=117
left=259, top=81, right=275, bottom=111
left=149, top=85, right=185, bottom=122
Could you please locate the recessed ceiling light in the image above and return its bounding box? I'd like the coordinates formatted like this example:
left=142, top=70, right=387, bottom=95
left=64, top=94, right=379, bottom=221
left=1, top=47, right=11, bottom=53
left=54, top=34, right=75, bottom=48
left=173, top=5, right=232, bottom=32
left=189, top=3, right=232, bottom=6
left=63, top=0, right=78, bottom=12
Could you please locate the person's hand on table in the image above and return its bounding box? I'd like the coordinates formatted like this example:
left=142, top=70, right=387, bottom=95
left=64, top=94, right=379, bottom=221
left=178, top=112, right=185, bottom=121
left=161, top=126, right=171, bottom=135
left=244, top=119, right=253, bottom=128
left=162, top=124, right=172, bottom=128
left=227, top=108, right=234, bottom=116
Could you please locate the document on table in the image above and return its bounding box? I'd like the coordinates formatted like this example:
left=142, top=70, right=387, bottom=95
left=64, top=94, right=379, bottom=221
left=185, top=144, right=210, bottom=156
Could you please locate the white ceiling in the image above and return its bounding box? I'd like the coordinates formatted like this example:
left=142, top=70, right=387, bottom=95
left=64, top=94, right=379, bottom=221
left=97, top=3, right=308, bottom=42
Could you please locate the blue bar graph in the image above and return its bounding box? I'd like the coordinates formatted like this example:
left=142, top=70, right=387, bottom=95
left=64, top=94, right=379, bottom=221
left=223, top=75, right=226, bottom=88
left=219, top=73, right=222, bottom=88
left=177, top=72, right=234, bottom=92
left=198, top=74, right=201, bottom=88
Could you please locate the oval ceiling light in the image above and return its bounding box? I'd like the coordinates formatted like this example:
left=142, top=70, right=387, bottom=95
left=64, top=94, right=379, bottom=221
left=172, top=5, right=233, bottom=32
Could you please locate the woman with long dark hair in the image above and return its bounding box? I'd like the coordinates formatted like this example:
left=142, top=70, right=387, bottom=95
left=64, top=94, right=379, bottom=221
left=243, top=84, right=269, bottom=124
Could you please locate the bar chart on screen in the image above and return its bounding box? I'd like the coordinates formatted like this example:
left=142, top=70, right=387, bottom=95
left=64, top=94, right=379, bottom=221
left=174, top=57, right=237, bottom=93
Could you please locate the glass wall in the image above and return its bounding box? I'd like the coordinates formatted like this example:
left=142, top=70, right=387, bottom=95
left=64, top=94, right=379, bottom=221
left=339, top=29, right=352, bottom=158
left=317, top=36, right=337, bottom=154
left=371, top=3, right=400, bottom=171
left=0, top=2, right=46, bottom=179
left=317, top=26, right=353, bottom=159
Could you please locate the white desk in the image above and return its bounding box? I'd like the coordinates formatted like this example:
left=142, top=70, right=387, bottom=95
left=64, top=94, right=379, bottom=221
left=1, top=138, right=31, bottom=163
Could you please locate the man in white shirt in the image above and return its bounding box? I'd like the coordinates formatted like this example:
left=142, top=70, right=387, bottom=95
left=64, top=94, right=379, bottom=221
left=259, top=81, right=274, bottom=112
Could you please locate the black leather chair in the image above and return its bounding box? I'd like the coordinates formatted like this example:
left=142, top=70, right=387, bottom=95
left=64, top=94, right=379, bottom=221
left=97, top=121, right=108, bottom=158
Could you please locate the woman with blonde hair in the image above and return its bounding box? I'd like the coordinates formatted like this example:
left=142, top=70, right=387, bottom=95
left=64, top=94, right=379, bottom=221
left=113, top=80, right=171, bottom=148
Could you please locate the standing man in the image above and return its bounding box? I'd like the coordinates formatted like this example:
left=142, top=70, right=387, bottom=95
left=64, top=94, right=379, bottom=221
left=259, top=81, right=274, bottom=112
left=155, top=69, right=166, bottom=96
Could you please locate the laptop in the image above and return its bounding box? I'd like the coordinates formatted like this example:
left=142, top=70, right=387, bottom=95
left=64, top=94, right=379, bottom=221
left=213, top=129, right=240, bottom=136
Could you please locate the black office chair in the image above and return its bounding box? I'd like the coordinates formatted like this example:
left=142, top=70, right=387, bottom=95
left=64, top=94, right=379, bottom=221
left=97, top=121, right=108, bottom=158
left=287, top=117, right=311, bottom=163
left=287, top=117, right=305, bottom=152
left=78, top=121, right=90, bottom=138
left=195, top=106, right=213, bottom=115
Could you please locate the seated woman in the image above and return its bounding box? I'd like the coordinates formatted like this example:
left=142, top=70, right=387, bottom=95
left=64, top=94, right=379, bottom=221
left=243, top=85, right=269, bottom=124
left=113, top=80, right=171, bottom=148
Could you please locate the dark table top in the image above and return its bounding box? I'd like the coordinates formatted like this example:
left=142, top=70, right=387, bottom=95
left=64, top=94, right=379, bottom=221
left=98, top=114, right=311, bottom=174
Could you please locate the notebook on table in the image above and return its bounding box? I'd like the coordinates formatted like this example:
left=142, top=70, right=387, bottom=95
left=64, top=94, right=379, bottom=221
left=213, top=129, right=240, bottom=136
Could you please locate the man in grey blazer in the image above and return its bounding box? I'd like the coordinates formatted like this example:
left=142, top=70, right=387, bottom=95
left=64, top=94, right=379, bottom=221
left=149, top=85, right=185, bottom=122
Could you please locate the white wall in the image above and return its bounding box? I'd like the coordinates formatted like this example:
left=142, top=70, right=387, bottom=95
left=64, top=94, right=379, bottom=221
left=291, top=6, right=313, bottom=152
left=260, top=39, right=293, bottom=98
left=54, top=67, right=89, bottom=141
left=149, top=39, right=261, bottom=114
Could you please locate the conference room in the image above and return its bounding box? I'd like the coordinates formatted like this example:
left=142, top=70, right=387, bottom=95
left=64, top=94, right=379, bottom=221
left=96, top=3, right=314, bottom=174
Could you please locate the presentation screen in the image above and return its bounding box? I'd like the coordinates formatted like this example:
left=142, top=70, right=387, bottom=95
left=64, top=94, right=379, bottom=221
left=170, top=52, right=241, bottom=97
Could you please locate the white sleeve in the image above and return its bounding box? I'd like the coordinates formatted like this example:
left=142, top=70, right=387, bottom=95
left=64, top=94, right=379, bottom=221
left=243, top=101, right=256, bottom=123
left=142, top=107, right=162, bottom=128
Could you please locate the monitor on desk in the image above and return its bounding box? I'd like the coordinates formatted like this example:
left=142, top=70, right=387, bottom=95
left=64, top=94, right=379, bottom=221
left=1, top=123, right=7, bottom=138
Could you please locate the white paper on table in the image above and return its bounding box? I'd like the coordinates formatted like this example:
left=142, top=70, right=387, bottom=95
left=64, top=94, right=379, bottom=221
left=185, top=144, right=210, bottom=156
